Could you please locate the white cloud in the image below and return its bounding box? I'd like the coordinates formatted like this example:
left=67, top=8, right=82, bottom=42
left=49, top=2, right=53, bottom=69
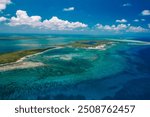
left=8, top=10, right=88, bottom=30
left=63, top=7, right=75, bottom=11
left=134, top=19, right=146, bottom=22
left=127, top=26, right=148, bottom=32
left=0, top=0, right=11, bottom=11
left=0, top=16, right=7, bottom=22
left=96, top=23, right=128, bottom=32
left=9, top=10, right=42, bottom=27
left=141, top=10, right=150, bottom=16
left=123, top=3, right=132, bottom=7
left=133, top=19, right=139, bottom=22
left=96, top=23, right=148, bottom=33
left=116, top=19, right=127, bottom=23
left=43, top=16, right=87, bottom=30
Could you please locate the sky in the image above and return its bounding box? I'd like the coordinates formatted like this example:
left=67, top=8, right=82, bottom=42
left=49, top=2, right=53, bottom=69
left=0, top=0, right=150, bottom=36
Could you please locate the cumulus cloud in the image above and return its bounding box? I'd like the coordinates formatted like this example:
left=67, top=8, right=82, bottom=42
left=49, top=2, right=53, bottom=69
left=8, top=10, right=88, bottom=30
left=127, top=26, right=148, bottom=32
left=9, top=10, right=42, bottom=27
left=0, top=16, right=7, bottom=22
left=43, top=16, right=87, bottom=30
left=141, top=10, right=150, bottom=16
left=96, top=23, right=128, bottom=32
left=63, top=7, right=75, bottom=11
left=96, top=23, right=148, bottom=33
left=116, top=19, right=127, bottom=23
left=123, top=3, right=132, bottom=7
left=0, top=0, right=11, bottom=11
left=133, top=19, right=139, bottom=22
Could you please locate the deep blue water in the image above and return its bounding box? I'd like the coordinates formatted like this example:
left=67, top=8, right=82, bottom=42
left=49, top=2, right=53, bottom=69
left=0, top=34, right=150, bottom=100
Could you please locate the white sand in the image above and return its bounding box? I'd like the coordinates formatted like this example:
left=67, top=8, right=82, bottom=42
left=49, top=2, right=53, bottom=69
left=87, top=44, right=106, bottom=50
left=60, top=55, right=73, bottom=61
left=111, top=39, right=150, bottom=45
left=0, top=46, right=64, bottom=72
left=0, top=61, right=44, bottom=72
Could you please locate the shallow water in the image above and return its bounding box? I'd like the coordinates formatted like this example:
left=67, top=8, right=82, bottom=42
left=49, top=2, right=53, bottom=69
left=0, top=35, right=150, bottom=100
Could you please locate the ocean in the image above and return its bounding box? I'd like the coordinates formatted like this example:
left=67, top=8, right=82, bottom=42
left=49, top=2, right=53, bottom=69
left=0, top=34, right=150, bottom=100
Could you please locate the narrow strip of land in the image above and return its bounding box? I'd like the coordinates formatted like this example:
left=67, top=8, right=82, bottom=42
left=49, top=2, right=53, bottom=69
left=0, top=47, right=54, bottom=64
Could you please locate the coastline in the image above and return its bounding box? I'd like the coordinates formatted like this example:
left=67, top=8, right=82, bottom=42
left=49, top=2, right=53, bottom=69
left=110, top=39, right=150, bottom=45
left=0, top=61, right=45, bottom=72
left=0, top=47, right=56, bottom=65
left=0, top=46, right=65, bottom=72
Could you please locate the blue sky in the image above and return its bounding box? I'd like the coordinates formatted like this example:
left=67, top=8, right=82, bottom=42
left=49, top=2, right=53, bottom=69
left=0, top=0, right=150, bottom=35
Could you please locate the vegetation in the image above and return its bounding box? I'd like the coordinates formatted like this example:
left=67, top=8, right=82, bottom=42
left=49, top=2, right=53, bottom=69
left=0, top=47, right=54, bottom=64
left=67, top=40, right=115, bottom=48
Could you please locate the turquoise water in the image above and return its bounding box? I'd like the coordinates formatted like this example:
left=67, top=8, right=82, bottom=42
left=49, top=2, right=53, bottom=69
left=0, top=34, right=150, bottom=100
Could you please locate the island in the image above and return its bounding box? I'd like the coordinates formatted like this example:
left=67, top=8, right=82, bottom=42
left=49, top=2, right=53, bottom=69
left=0, top=47, right=54, bottom=64
left=65, top=40, right=117, bottom=50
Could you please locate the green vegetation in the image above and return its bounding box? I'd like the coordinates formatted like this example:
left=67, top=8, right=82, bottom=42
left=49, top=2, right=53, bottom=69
left=0, top=47, right=54, bottom=64
left=67, top=40, right=115, bottom=48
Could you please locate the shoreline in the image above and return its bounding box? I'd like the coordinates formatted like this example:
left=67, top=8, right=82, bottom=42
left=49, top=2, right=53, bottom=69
left=0, top=46, right=61, bottom=67
left=0, top=46, right=63, bottom=71
left=110, top=39, right=150, bottom=45
left=0, top=61, right=45, bottom=72
left=16, top=46, right=63, bottom=63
